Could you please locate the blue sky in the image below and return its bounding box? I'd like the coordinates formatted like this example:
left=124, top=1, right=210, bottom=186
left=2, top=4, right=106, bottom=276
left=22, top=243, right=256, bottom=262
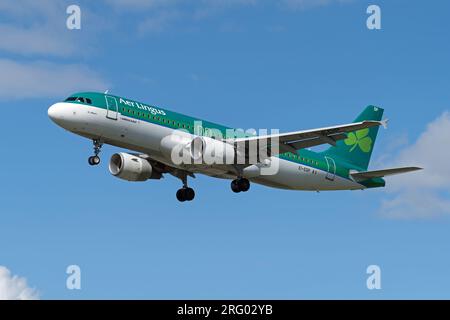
left=1, top=0, right=450, bottom=299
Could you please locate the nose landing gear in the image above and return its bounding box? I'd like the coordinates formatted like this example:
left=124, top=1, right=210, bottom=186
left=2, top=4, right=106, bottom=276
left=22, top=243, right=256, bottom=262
left=88, top=139, right=103, bottom=166
left=88, top=156, right=100, bottom=166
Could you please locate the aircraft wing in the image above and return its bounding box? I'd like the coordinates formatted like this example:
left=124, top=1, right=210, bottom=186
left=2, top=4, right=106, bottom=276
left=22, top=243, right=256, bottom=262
left=227, top=120, right=387, bottom=156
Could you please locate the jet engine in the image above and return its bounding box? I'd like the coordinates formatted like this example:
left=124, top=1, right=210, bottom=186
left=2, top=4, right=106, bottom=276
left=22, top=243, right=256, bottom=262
left=109, top=153, right=160, bottom=181
left=191, top=136, right=238, bottom=164
left=160, top=134, right=237, bottom=165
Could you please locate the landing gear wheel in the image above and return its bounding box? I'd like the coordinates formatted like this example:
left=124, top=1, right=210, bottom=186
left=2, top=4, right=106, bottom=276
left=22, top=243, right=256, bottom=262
left=176, top=189, right=186, bottom=202
left=88, top=155, right=101, bottom=166
left=185, top=188, right=195, bottom=201
left=231, top=180, right=241, bottom=193
left=231, top=178, right=250, bottom=193
left=238, top=178, right=250, bottom=192
left=92, top=155, right=100, bottom=165
left=176, top=187, right=195, bottom=202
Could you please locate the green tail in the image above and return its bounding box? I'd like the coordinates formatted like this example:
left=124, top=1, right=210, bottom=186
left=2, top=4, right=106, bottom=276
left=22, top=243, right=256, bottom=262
left=322, top=105, right=384, bottom=171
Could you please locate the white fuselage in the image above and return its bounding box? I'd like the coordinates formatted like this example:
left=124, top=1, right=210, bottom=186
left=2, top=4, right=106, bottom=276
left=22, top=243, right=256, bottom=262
left=48, top=102, right=365, bottom=191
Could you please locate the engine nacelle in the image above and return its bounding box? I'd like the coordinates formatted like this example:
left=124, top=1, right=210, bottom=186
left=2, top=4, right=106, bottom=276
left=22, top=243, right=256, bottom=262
left=193, top=136, right=237, bottom=164
left=109, top=153, right=156, bottom=181
left=160, top=133, right=237, bottom=165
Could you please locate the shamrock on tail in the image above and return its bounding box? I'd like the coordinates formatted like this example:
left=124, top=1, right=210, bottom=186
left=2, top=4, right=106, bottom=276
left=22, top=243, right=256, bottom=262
left=344, top=128, right=372, bottom=153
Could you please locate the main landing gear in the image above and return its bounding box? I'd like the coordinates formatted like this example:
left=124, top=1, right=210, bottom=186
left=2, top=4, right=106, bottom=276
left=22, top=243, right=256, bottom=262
left=231, top=177, right=250, bottom=193
left=176, top=175, right=195, bottom=202
left=88, top=139, right=103, bottom=166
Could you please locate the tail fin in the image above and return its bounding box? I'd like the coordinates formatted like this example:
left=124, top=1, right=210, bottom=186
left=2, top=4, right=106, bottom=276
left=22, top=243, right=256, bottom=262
left=322, top=105, right=384, bottom=171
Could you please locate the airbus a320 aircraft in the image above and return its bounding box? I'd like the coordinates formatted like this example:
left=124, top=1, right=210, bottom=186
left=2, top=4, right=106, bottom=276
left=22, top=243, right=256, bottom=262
left=48, top=92, right=421, bottom=202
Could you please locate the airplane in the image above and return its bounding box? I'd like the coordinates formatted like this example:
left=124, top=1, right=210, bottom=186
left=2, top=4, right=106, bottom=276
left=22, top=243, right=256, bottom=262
left=48, top=92, right=422, bottom=202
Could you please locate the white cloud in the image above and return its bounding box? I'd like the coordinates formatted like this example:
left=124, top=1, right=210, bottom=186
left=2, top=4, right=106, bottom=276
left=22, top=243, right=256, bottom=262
left=0, top=24, right=75, bottom=57
left=112, top=0, right=350, bottom=35
left=0, top=0, right=76, bottom=57
left=281, top=0, right=353, bottom=10
left=0, top=2, right=109, bottom=101
left=135, top=0, right=258, bottom=34
left=107, top=0, right=256, bottom=10
left=381, top=190, right=450, bottom=219
left=106, top=0, right=178, bottom=10
left=0, top=59, right=108, bottom=100
left=0, top=0, right=60, bottom=20
left=0, top=266, right=39, bottom=300
left=0, top=0, right=355, bottom=48
left=379, top=111, right=450, bottom=219
left=138, top=11, right=181, bottom=34
left=372, top=132, right=409, bottom=169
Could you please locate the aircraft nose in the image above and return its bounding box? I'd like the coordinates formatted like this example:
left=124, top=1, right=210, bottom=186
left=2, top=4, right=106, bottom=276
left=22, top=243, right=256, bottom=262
left=48, top=103, right=64, bottom=123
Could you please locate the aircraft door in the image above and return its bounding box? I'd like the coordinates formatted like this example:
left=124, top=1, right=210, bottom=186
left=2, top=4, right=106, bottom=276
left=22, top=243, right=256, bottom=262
left=105, top=95, right=118, bottom=120
left=325, top=156, right=336, bottom=181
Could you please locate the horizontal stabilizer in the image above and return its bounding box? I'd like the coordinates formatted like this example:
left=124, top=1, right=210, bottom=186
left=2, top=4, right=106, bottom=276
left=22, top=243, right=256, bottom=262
left=350, top=166, right=422, bottom=181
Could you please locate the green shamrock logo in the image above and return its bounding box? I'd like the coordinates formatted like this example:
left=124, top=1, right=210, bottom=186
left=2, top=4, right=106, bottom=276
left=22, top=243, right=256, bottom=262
left=344, top=128, right=372, bottom=153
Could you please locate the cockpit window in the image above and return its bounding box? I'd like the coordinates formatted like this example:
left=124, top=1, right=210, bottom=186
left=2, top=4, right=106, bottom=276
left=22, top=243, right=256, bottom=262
left=65, top=96, right=92, bottom=104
